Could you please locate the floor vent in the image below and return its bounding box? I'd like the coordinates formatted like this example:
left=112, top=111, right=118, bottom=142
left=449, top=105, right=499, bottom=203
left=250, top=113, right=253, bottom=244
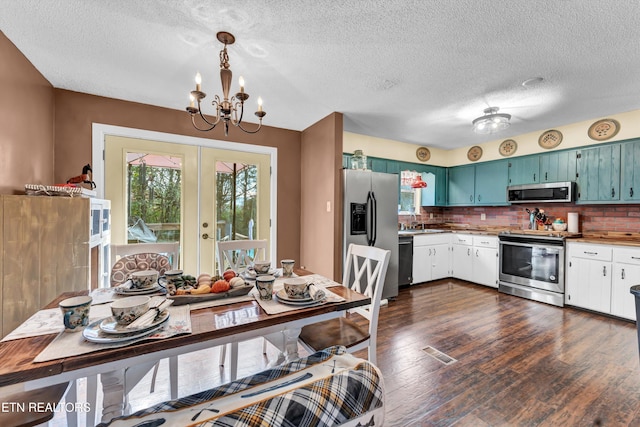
left=422, top=346, right=457, bottom=365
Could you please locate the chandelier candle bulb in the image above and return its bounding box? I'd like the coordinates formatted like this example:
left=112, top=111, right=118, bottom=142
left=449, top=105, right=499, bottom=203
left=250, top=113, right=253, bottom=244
left=239, top=76, right=245, bottom=94
left=189, top=94, right=195, bottom=108
left=195, top=72, right=202, bottom=92
left=258, top=97, right=263, bottom=112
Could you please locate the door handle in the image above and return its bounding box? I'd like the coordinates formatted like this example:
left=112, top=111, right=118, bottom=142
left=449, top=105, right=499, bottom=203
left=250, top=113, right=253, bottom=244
left=611, top=187, right=616, bottom=198
left=622, top=268, right=626, bottom=280
left=603, top=266, right=607, bottom=276
left=202, top=233, right=210, bottom=239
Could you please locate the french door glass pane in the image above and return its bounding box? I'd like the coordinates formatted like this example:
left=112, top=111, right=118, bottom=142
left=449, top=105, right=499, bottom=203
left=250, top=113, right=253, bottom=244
left=126, top=152, right=182, bottom=244
left=215, top=160, right=257, bottom=235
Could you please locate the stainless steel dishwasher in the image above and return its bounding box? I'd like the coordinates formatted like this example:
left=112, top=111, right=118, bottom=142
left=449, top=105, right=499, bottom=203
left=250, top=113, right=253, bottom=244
left=398, top=235, right=413, bottom=286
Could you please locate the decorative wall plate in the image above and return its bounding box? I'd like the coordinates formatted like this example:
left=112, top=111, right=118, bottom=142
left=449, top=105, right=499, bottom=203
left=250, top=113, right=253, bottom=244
left=416, top=146, right=431, bottom=162
left=498, top=139, right=517, bottom=157
left=588, top=118, right=620, bottom=141
left=467, top=146, right=483, bottom=162
left=538, top=130, right=563, bottom=149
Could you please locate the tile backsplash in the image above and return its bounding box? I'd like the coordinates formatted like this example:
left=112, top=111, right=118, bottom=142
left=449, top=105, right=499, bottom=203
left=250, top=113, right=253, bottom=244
left=399, top=204, right=640, bottom=233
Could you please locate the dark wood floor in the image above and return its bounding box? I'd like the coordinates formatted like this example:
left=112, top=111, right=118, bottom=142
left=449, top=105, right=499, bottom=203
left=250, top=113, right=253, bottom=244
left=53, top=279, right=640, bottom=426
left=379, top=280, right=640, bottom=427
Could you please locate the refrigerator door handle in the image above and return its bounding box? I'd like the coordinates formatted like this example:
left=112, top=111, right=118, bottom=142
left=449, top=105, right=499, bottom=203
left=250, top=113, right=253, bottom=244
left=370, top=191, right=377, bottom=246
left=366, top=191, right=372, bottom=245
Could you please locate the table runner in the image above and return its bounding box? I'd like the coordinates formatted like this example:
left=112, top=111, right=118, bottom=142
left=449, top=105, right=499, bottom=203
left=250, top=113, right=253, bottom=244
left=33, top=304, right=191, bottom=363
left=97, top=346, right=385, bottom=427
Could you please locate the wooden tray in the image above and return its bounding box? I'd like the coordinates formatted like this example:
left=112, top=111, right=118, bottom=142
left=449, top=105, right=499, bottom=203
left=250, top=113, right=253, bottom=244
left=167, top=284, right=253, bottom=306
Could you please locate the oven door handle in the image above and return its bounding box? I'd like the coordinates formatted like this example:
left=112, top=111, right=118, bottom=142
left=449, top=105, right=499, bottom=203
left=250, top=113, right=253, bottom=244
left=499, top=241, right=563, bottom=250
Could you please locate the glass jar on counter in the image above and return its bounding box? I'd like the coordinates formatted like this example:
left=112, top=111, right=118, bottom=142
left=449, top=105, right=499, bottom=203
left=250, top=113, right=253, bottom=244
left=350, top=149, right=368, bottom=170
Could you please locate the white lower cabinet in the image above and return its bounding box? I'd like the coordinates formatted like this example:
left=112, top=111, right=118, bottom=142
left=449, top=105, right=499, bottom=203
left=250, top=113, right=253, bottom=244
left=412, top=234, right=451, bottom=284
left=472, top=236, right=499, bottom=288
left=612, top=247, right=640, bottom=320
left=566, top=242, right=639, bottom=320
left=450, top=234, right=498, bottom=287
left=451, top=234, right=473, bottom=282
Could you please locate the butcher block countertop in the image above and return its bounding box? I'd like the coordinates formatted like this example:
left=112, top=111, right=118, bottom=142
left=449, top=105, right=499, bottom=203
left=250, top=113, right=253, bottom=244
left=400, top=224, right=640, bottom=247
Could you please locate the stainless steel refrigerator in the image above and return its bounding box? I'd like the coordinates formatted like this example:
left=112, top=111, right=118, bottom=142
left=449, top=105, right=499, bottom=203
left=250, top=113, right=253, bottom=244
left=343, top=169, right=399, bottom=300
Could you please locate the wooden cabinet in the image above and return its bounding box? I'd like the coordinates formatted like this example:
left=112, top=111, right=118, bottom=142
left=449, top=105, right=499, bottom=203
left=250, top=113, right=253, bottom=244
left=539, top=150, right=577, bottom=183
left=576, top=144, right=621, bottom=202
left=566, top=243, right=612, bottom=314
left=448, top=161, right=509, bottom=206
left=451, top=234, right=474, bottom=282
left=0, top=196, right=91, bottom=338
left=472, top=236, right=499, bottom=288
left=611, top=247, right=640, bottom=320
left=448, top=165, right=476, bottom=205
left=412, top=234, right=450, bottom=284
left=475, top=160, right=509, bottom=205
left=451, top=235, right=498, bottom=288
left=622, top=139, right=640, bottom=202
left=508, top=156, right=540, bottom=185
left=420, top=166, right=447, bottom=207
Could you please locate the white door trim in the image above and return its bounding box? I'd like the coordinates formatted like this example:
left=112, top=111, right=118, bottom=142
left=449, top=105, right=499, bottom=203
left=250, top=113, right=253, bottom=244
left=91, top=123, right=278, bottom=262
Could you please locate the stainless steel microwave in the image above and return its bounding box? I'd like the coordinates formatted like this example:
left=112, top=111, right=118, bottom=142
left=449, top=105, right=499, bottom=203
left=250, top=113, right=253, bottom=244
left=507, top=181, right=576, bottom=203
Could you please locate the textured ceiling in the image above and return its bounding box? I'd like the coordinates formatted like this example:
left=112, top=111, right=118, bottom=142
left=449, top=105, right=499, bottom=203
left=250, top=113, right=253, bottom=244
left=2, top=0, right=640, bottom=149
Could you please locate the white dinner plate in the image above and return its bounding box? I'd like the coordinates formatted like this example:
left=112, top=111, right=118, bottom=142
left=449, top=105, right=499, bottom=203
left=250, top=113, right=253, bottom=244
left=83, top=318, right=165, bottom=343
left=114, top=283, right=165, bottom=295
left=99, top=310, right=169, bottom=335
left=275, top=289, right=326, bottom=306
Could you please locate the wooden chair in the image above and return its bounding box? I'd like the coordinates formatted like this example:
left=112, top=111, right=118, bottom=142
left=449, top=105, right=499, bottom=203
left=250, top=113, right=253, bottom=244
left=216, top=239, right=268, bottom=275
left=298, top=244, right=390, bottom=365
left=216, top=239, right=269, bottom=378
left=111, top=242, right=180, bottom=270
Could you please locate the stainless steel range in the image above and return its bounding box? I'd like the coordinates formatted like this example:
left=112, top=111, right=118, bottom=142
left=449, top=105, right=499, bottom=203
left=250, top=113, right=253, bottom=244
left=498, top=231, right=570, bottom=307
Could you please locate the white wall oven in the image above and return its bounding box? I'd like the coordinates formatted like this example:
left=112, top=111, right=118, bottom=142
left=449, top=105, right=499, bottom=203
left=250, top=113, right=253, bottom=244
left=498, top=232, right=566, bottom=307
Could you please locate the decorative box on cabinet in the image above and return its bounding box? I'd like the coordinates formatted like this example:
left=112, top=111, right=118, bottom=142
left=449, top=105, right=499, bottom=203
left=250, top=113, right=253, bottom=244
left=0, top=195, right=91, bottom=338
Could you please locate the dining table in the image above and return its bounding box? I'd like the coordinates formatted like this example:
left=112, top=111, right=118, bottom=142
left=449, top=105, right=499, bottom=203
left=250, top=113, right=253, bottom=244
left=0, top=268, right=370, bottom=425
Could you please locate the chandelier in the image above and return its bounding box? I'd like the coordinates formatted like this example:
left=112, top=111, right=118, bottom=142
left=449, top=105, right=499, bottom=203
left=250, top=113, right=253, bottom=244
left=186, top=31, right=266, bottom=136
left=472, top=107, right=511, bottom=134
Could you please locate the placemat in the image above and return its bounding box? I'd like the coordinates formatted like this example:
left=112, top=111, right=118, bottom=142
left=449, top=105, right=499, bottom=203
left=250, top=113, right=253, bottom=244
left=1, top=308, right=62, bottom=341
left=252, top=276, right=345, bottom=315
left=34, top=305, right=191, bottom=363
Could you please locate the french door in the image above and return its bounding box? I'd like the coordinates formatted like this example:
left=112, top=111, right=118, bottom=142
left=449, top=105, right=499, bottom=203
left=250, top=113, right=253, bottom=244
left=102, top=131, right=273, bottom=276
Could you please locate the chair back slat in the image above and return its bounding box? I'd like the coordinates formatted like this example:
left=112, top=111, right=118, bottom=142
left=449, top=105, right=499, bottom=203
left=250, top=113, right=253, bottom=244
left=342, top=243, right=390, bottom=326
left=217, top=240, right=268, bottom=275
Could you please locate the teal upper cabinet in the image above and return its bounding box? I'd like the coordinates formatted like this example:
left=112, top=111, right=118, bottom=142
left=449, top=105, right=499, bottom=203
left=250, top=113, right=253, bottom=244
left=448, top=164, right=476, bottom=205
left=368, top=157, right=387, bottom=173
left=342, top=154, right=351, bottom=169
left=475, top=160, right=509, bottom=205
left=539, top=150, right=577, bottom=183
left=576, top=144, right=621, bottom=202
left=622, top=139, right=640, bottom=201
left=420, top=166, right=447, bottom=206
left=448, top=161, right=509, bottom=206
left=508, top=156, right=539, bottom=185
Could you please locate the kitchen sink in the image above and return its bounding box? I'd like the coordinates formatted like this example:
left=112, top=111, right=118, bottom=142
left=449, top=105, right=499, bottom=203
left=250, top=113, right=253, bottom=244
left=398, top=229, right=446, bottom=235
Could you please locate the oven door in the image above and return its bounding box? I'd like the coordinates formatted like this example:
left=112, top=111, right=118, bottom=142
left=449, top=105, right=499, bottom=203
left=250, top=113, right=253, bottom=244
left=499, top=238, right=565, bottom=293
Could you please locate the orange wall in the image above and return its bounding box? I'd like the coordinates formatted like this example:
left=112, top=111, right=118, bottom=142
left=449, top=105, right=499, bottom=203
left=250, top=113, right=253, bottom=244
left=0, top=32, right=54, bottom=193
left=300, top=113, right=343, bottom=280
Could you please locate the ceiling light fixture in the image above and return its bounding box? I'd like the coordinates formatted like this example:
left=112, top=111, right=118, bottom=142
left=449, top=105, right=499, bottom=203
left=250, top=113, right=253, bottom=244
left=186, top=31, right=266, bottom=136
left=472, top=107, right=511, bottom=134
